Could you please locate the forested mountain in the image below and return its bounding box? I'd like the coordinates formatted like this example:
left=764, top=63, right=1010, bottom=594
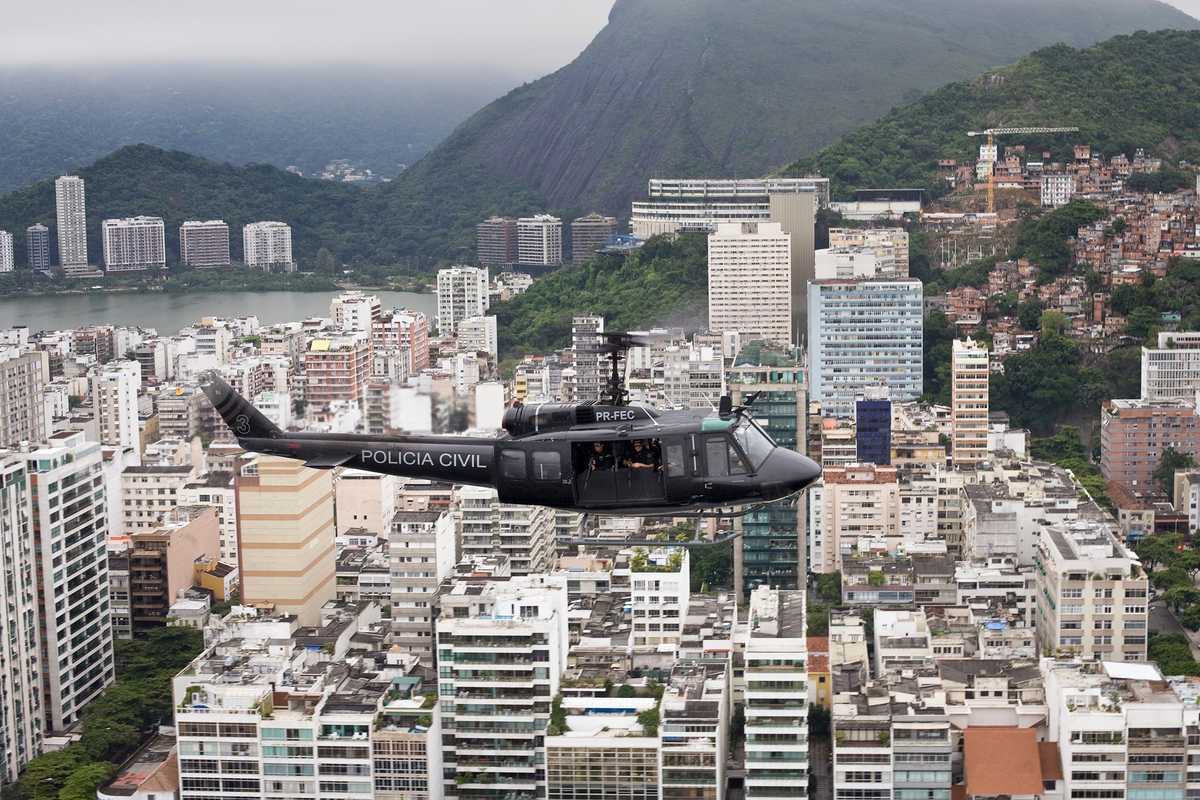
left=0, top=64, right=515, bottom=193
left=786, top=29, right=1200, bottom=197
left=387, top=0, right=1196, bottom=219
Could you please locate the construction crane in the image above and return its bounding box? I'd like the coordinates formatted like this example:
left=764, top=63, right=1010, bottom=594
left=967, top=126, right=1080, bottom=213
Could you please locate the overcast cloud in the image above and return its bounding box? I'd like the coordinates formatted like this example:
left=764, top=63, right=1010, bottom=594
left=0, top=0, right=616, bottom=77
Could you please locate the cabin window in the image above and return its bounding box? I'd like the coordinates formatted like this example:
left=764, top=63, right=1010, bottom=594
left=665, top=444, right=686, bottom=477
left=500, top=449, right=526, bottom=480
left=532, top=451, right=561, bottom=481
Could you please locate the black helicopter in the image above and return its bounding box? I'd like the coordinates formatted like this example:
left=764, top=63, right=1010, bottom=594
left=201, top=332, right=821, bottom=518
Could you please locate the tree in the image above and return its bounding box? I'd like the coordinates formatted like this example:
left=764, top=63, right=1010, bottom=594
left=315, top=247, right=337, bottom=273
left=1135, top=534, right=1182, bottom=572
left=1154, top=447, right=1197, bottom=503
left=816, top=572, right=843, bottom=605
left=1126, top=305, right=1161, bottom=342
left=1149, top=632, right=1200, bottom=675
left=56, top=763, right=116, bottom=800
left=1039, top=309, right=1068, bottom=337
left=1018, top=299, right=1044, bottom=331
left=1164, top=585, right=1200, bottom=613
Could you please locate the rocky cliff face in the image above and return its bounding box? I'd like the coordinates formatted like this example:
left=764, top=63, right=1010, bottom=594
left=392, top=0, right=1197, bottom=215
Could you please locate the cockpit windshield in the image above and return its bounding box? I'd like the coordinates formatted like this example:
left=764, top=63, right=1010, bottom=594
left=732, top=419, right=776, bottom=470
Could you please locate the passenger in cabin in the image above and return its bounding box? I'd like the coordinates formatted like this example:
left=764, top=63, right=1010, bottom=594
left=588, top=441, right=616, bottom=471
left=623, top=439, right=661, bottom=471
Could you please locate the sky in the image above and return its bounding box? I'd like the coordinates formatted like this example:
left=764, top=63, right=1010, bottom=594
left=1167, top=0, right=1200, bottom=16
left=0, top=0, right=616, bottom=78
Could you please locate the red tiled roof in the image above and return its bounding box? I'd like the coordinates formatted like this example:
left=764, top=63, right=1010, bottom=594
left=964, top=727, right=1044, bottom=797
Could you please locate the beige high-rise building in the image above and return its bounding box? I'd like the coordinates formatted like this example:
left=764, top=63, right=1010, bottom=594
left=707, top=222, right=792, bottom=346
left=951, top=338, right=989, bottom=466
left=814, top=463, right=900, bottom=572
left=236, top=456, right=335, bottom=625
left=0, top=351, right=49, bottom=448
left=570, top=213, right=617, bottom=263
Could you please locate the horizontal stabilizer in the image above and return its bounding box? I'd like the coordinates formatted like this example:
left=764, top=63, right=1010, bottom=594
left=303, top=452, right=356, bottom=469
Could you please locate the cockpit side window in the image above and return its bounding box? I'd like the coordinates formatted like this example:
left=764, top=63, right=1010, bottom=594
left=704, top=436, right=729, bottom=477
left=733, top=420, right=775, bottom=471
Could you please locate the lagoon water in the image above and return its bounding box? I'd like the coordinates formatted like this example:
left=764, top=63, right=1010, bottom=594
left=0, top=290, right=436, bottom=334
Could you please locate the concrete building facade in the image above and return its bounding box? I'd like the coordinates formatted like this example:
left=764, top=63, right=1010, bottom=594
left=708, top=222, right=793, bottom=347
left=102, top=216, right=166, bottom=271
left=179, top=220, right=231, bottom=268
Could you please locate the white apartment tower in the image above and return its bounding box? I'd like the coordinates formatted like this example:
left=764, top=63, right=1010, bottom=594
left=330, top=291, right=382, bottom=333
left=1141, top=331, right=1200, bottom=401
left=437, top=576, right=568, bottom=800
left=0, top=350, right=50, bottom=448
left=457, top=315, right=498, bottom=361
left=179, top=220, right=231, bottom=268
left=744, top=586, right=809, bottom=800
left=55, top=175, right=88, bottom=271
left=571, top=315, right=605, bottom=403
left=92, top=360, right=143, bottom=457
left=517, top=214, right=563, bottom=266
left=708, top=222, right=793, bottom=347
left=951, top=338, right=989, bottom=466
left=102, top=216, right=166, bottom=271
left=436, top=265, right=489, bottom=335
left=808, top=279, right=924, bottom=418
left=0, top=454, right=44, bottom=780
left=458, top=485, right=555, bottom=576
left=242, top=221, right=294, bottom=271
left=1041, top=173, right=1075, bottom=207
left=0, top=230, right=13, bottom=272
left=24, top=431, right=115, bottom=731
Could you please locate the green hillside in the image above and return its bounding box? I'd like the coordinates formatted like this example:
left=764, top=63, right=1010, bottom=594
left=786, top=29, right=1200, bottom=198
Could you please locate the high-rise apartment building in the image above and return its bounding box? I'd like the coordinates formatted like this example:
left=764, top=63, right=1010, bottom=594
left=1034, top=520, right=1149, bottom=661
left=728, top=347, right=807, bottom=594
left=458, top=485, right=555, bottom=576
left=1100, top=398, right=1200, bottom=494
left=372, top=308, right=430, bottom=372
left=571, top=315, right=605, bottom=403
left=808, top=279, right=924, bottom=418
left=813, top=463, right=900, bottom=573
left=92, top=360, right=142, bottom=454
left=127, top=506, right=220, bottom=631
left=236, top=456, right=336, bottom=625
left=437, top=576, right=568, bottom=800
left=0, top=230, right=13, bottom=272
left=458, top=315, right=498, bottom=361
left=708, top=222, right=793, bottom=347
left=179, top=220, right=231, bottom=268
left=1141, top=331, right=1200, bottom=402
left=0, top=454, right=44, bottom=780
left=102, top=216, right=166, bottom=271
left=951, top=338, right=989, bottom=466
left=517, top=214, right=563, bottom=267
left=330, top=291, right=381, bottom=332
left=303, top=336, right=371, bottom=407
left=242, top=221, right=294, bottom=271
left=389, top=509, right=455, bottom=663
left=55, top=175, right=88, bottom=271
left=476, top=216, right=519, bottom=266
left=26, top=224, right=50, bottom=272
left=23, top=431, right=115, bottom=731
left=744, top=586, right=809, bottom=800
left=570, top=213, right=617, bottom=263
left=0, top=350, right=49, bottom=447
left=436, top=266, right=489, bottom=335
left=121, top=465, right=194, bottom=535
